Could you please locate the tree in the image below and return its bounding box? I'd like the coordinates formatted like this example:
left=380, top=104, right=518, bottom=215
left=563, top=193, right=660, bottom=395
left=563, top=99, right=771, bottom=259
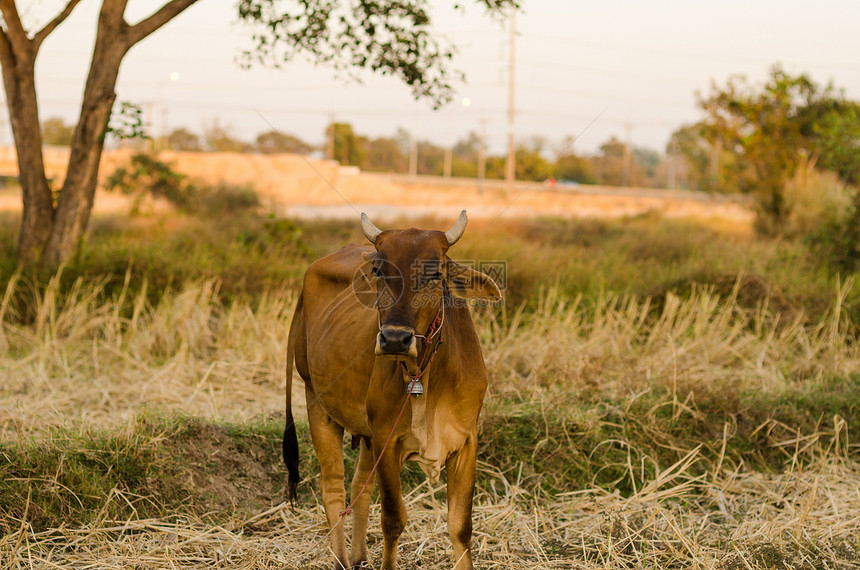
left=41, top=117, right=74, bottom=147
left=237, top=0, right=512, bottom=105
left=255, top=130, right=314, bottom=155
left=590, top=136, right=626, bottom=186
left=416, top=140, right=444, bottom=175
left=552, top=154, right=594, bottom=184
left=328, top=123, right=365, bottom=166
left=2, top=0, right=514, bottom=266
left=811, top=100, right=860, bottom=187
left=167, top=127, right=202, bottom=151
left=514, top=138, right=551, bottom=181
left=450, top=132, right=480, bottom=178
left=361, top=136, right=408, bottom=173
left=203, top=120, right=251, bottom=153
left=698, top=66, right=842, bottom=234
left=549, top=136, right=594, bottom=184
left=0, top=0, right=199, bottom=265
left=633, top=146, right=661, bottom=187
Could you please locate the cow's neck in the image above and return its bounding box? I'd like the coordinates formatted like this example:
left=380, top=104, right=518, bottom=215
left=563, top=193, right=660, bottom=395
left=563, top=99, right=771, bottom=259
left=401, top=296, right=450, bottom=483
left=400, top=295, right=445, bottom=380
left=407, top=365, right=446, bottom=482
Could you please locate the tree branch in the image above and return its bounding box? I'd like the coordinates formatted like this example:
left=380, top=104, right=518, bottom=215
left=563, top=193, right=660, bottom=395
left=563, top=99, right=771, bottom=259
left=126, top=0, right=200, bottom=46
left=0, top=30, right=17, bottom=86
left=32, top=0, right=83, bottom=51
left=0, top=0, right=30, bottom=51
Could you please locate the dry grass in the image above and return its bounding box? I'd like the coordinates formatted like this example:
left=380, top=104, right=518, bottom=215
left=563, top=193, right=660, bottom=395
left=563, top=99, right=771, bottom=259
left=2, top=271, right=859, bottom=568
left=2, top=450, right=858, bottom=568
left=0, top=271, right=298, bottom=438
left=479, top=278, right=859, bottom=403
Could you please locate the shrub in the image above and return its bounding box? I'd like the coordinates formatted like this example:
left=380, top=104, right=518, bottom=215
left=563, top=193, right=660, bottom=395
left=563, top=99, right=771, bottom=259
left=105, top=153, right=260, bottom=216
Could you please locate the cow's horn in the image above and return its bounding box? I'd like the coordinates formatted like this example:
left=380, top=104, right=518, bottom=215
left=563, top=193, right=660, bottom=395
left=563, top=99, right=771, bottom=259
left=444, top=210, right=468, bottom=246
left=361, top=212, right=383, bottom=244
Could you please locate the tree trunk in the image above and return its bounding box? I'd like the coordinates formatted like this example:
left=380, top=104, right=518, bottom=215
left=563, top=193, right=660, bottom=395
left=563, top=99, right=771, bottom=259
left=44, top=9, right=129, bottom=266
left=0, top=31, right=54, bottom=263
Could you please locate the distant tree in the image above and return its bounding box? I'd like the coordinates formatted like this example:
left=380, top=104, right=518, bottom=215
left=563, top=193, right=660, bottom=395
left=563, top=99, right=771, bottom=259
left=514, top=138, right=551, bottom=181
left=698, top=66, right=849, bottom=234
left=633, top=146, right=661, bottom=186
left=361, top=136, right=408, bottom=172
left=416, top=140, right=444, bottom=175
left=811, top=100, right=860, bottom=187
left=328, top=122, right=365, bottom=166
left=671, top=124, right=711, bottom=191
left=552, top=154, right=594, bottom=183
left=167, top=127, right=202, bottom=151
left=590, top=136, right=626, bottom=186
left=255, top=130, right=313, bottom=155
left=804, top=99, right=860, bottom=272
left=484, top=155, right=505, bottom=180
left=41, top=117, right=74, bottom=147
left=204, top=121, right=251, bottom=152
left=450, top=132, right=479, bottom=177
left=480, top=143, right=551, bottom=181
left=589, top=136, right=658, bottom=187
left=670, top=123, right=750, bottom=193
left=452, top=132, right=480, bottom=159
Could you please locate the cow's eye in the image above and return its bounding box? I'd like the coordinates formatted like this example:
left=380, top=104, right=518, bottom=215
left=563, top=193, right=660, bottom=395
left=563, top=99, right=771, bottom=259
left=420, top=271, right=443, bottom=287
left=371, top=266, right=382, bottom=277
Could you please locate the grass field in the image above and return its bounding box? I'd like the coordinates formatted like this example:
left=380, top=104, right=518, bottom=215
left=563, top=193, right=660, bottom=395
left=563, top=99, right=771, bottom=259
left=1, top=206, right=859, bottom=569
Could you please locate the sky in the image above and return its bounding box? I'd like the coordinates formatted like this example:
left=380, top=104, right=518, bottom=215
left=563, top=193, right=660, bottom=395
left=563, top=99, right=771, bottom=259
left=9, top=0, right=860, bottom=156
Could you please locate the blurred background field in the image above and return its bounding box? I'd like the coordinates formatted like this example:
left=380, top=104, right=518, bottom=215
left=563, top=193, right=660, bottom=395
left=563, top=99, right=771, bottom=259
left=1, top=158, right=859, bottom=567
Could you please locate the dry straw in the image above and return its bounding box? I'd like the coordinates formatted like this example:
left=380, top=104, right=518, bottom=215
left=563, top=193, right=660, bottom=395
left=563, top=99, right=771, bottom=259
left=2, top=275, right=859, bottom=568
left=2, top=450, right=858, bottom=568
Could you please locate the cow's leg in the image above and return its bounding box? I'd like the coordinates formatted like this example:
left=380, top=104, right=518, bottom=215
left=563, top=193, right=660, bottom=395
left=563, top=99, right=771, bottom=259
left=306, top=390, right=349, bottom=569
left=373, top=438, right=406, bottom=570
left=445, top=429, right=478, bottom=570
left=348, top=438, right=375, bottom=568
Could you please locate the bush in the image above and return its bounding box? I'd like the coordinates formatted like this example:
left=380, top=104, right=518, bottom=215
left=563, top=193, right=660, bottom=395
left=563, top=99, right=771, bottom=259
left=105, top=153, right=260, bottom=216
left=807, top=189, right=860, bottom=274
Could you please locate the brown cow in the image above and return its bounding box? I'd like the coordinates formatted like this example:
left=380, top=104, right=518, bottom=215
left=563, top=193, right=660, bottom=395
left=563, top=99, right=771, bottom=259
left=283, top=210, right=501, bottom=570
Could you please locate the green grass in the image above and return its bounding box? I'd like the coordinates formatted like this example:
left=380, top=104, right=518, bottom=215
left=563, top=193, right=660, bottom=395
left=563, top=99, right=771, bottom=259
left=4, top=367, right=858, bottom=534
left=480, top=373, right=860, bottom=497
left=0, top=412, right=287, bottom=533
left=2, top=209, right=857, bottom=325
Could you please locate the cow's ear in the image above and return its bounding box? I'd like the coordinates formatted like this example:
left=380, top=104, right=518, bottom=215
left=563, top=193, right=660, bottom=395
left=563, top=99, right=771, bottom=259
left=445, top=260, right=502, bottom=302
left=362, top=250, right=378, bottom=263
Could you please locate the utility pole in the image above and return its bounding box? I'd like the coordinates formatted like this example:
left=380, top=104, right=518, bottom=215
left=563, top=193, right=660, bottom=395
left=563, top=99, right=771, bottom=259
left=325, top=113, right=335, bottom=161
left=145, top=101, right=155, bottom=152
left=668, top=134, right=677, bottom=190
left=160, top=105, right=168, bottom=151
left=622, top=122, right=632, bottom=187
left=409, top=133, right=418, bottom=177
left=505, top=5, right=517, bottom=187
left=478, top=117, right=488, bottom=194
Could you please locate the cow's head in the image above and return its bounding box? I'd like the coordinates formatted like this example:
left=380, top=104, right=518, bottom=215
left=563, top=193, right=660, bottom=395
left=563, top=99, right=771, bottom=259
left=360, top=210, right=501, bottom=364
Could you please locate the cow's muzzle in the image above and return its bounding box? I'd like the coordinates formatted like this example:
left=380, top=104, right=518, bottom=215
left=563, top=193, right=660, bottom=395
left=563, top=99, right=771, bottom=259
left=376, top=326, right=418, bottom=358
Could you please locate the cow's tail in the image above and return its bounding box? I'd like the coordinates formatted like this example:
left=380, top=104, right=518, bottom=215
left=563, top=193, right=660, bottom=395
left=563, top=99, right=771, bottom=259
left=283, top=292, right=303, bottom=505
